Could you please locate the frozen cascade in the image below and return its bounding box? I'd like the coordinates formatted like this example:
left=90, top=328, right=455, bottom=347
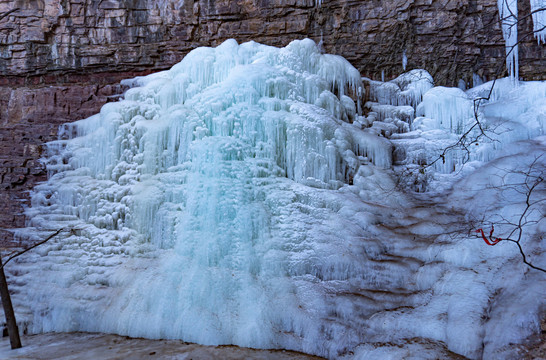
left=5, top=40, right=546, bottom=360
left=365, top=69, right=434, bottom=109
left=416, top=87, right=474, bottom=135
left=360, top=70, right=434, bottom=141
left=13, top=39, right=393, bottom=357
left=385, top=77, right=546, bottom=174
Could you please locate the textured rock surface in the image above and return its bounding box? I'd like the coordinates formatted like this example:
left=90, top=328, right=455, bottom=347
left=0, top=0, right=545, bottom=244
left=1, top=0, right=544, bottom=82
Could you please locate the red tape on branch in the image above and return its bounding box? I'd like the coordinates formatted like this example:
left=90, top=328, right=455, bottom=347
left=476, top=226, right=502, bottom=246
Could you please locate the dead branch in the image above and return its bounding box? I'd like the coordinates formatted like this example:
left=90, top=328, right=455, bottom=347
left=1, top=229, right=64, bottom=269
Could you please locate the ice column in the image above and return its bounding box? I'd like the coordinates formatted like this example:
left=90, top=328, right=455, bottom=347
left=497, top=0, right=519, bottom=79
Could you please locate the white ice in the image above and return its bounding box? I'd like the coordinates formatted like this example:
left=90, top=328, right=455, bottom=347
left=365, top=69, right=433, bottom=109
left=4, top=40, right=545, bottom=360
left=497, top=0, right=519, bottom=79
left=530, top=0, right=546, bottom=43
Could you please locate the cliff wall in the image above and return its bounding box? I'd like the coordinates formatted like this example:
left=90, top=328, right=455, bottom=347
left=1, top=0, right=545, bottom=244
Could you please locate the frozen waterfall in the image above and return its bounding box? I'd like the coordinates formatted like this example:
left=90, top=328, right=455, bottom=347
left=4, top=40, right=546, bottom=359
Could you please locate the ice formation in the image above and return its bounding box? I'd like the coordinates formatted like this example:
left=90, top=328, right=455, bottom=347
left=497, top=0, right=519, bottom=79
left=365, top=69, right=433, bottom=109
left=497, top=0, right=546, bottom=75
left=530, top=0, right=546, bottom=43
left=416, top=87, right=474, bottom=134
left=4, top=40, right=546, bottom=360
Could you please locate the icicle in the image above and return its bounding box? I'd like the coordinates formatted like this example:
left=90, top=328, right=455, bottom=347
left=497, top=0, right=519, bottom=80
left=530, top=0, right=546, bottom=43
left=366, top=69, right=433, bottom=108
left=416, top=87, right=473, bottom=135
left=472, top=73, right=484, bottom=87
left=317, top=30, right=324, bottom=53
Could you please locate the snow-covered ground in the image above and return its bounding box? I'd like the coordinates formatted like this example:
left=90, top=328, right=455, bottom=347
left=2, top=39, right=544, bottom=359
left=0, top=332, right=321, bottom=359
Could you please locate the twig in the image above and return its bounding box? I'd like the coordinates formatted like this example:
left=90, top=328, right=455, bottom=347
left=1, top=229, right=64, bottom=269
left=503, top=237, right=546, bottom=273
left=476, top=161, right=545, bottom=273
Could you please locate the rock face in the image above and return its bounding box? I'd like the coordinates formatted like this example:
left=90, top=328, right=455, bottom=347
left=1, top=0, right=545, bottom=82
left=0, top=0, right=545, bottom=244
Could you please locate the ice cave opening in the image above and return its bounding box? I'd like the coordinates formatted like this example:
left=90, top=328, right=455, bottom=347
left=3, top=39, right=545, bottom=359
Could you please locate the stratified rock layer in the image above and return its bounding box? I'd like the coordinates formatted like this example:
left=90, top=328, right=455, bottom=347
left=2, top=0, right=545, bottom=82
left=0, top=0, right=544, bottom=244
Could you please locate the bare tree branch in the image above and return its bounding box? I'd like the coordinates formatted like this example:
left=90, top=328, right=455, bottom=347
left=475, top=159, right=545, bottom=273
left=1, top=229, right=64, bottom=269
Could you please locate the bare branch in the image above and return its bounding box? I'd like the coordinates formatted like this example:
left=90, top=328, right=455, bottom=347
left=1, top=229, right=64, bottom=269
left=475, top=165, right=545, bottom=273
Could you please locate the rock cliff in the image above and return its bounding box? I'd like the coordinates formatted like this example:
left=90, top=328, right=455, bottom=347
left=0, top=0, right=545, bottom=244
